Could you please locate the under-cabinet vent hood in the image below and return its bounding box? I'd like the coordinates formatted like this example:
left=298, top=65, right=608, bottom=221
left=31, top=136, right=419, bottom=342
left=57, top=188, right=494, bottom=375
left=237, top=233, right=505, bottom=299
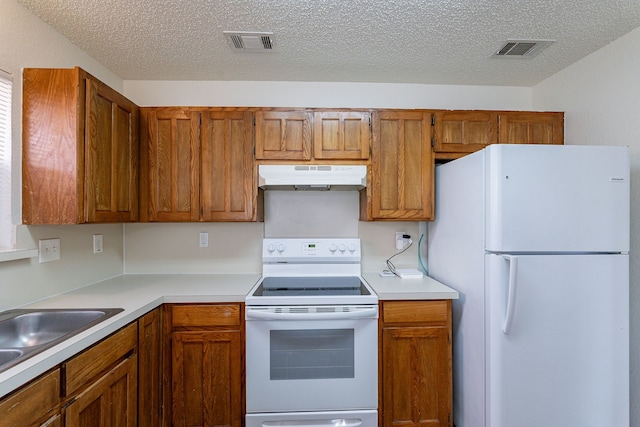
left=258, top=165, right=367, bottom=191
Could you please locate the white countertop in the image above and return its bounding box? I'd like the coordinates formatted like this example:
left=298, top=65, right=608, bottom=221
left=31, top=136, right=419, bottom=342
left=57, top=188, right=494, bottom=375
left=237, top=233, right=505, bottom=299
left=363, top=272, right=459, bottom=300
left=0, top=272, right=457, bottom=398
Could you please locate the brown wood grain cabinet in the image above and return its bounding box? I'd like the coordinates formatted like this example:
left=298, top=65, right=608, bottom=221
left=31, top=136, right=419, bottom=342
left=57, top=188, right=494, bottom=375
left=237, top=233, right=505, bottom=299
left=62, top=322, right=138, bottom=427
left=313, top=111, right=371, bottom=160
left=138, top=308, right=163, bottom=427
left=139, top=108, right=201, bottom=222
left=22, top=67, right=139, bottom=224
left=0, top=369, right=61, bottom=427
left=433, top=110, right=499, bottom=160
left=380, top=300, right=453, bottom=427
left=366, top=110, right=434, bottom=220
left=498, top=111, right=564, bottom=145
left=167, top=304, right=244, bottom=427
left=201, top=110, right=256, bottom=221
left=140, top=108, right=257, bottom=222
left=255, top=110, right=312, bottom=160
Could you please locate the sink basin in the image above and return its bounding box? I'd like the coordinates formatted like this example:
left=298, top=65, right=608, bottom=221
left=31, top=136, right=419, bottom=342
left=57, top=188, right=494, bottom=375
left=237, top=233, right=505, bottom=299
left=0, top=349, right=23, bottom=367
left=0, top=308, right=123, bottom=372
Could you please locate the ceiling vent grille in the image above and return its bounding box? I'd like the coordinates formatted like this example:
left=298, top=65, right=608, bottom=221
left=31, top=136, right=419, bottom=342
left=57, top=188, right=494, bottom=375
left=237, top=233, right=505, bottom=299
left=494, top=40, right=554, bottom=58
left=224, top=31, right=275, bottom=51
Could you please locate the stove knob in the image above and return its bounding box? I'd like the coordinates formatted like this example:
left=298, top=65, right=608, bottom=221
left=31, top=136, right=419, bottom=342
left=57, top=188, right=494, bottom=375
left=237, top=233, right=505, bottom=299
left=348, top=243, right=356, bottom=253
left=277, top=243, right=286, bottom=253
left=267, top=243, right=276, bottom=253
left=339, top=243, right=347, bottom=253
left=329, top=243, right=338, bottom=253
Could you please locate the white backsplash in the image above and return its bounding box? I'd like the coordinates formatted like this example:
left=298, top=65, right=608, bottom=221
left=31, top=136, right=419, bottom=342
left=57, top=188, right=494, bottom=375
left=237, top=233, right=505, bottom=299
left=264, top=191, right=359, bottom=238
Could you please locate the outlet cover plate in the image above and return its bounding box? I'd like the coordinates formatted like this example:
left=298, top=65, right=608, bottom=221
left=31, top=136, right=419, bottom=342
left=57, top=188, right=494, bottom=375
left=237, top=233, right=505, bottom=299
left=39, top=238, right=61, bottom=263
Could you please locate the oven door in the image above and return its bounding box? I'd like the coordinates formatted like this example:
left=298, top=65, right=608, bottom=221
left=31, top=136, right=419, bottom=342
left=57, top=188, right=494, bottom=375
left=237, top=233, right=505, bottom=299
left=245, top=305, right=378, bottom=413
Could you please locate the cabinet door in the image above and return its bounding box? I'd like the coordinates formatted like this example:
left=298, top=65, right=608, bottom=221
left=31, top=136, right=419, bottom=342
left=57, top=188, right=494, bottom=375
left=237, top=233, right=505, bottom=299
left=65, top=355, right=138, bottom=427
left=255, top=111, right=312, bottom=160
left=381, top=327, right=450, bottom=427
left=313, top=111, right=371, bottom=159
left=171, top=331, right=242, bottom=427
left=380, top=301, right=452, bottom=427
left=201, top=111, right=256, bottom=221
left=138, top=308, right=162, bottom=427
left=84, top=78, right=139, bottom=223
left=433, top=111, right=498, bottom=159
left=140, top=108, right=200, bottom=221
left=498, top=112, right=564, bottom=145
left=0, top=369, right=60, bottom=427
left=370, top=111, right=433, bottom=220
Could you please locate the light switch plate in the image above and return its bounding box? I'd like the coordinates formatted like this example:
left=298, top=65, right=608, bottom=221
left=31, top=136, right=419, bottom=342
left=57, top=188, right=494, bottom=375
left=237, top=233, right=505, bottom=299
left=39, top=238, right=61, bottom=263
left=93, top=234, right=104, bottom=253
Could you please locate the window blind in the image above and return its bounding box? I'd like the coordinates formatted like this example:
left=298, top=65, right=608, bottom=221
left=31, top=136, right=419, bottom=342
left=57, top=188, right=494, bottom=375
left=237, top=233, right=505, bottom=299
left=0, top=69, right=13, bottom=249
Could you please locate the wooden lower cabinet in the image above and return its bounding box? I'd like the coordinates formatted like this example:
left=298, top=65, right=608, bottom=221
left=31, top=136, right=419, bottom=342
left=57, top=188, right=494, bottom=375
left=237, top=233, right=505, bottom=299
left=379, top=300, right=452, bottom=427
left=62, top=322, right=138, bottom=427
left=0, top=369, right=61, bottom=427
left=166, top=304, right=244, bottom=427
left=138, top=308, right=163, bottom=427
left=64, top=356, right=137, bottom=427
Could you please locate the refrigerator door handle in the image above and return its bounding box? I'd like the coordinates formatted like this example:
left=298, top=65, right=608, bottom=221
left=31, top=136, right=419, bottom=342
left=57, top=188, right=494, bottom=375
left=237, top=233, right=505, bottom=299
left=502, top=255, right=519, bottom=334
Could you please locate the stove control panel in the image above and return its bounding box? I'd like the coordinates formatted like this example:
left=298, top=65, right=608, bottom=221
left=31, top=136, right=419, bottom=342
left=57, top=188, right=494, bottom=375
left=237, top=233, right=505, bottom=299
left=263, top=238, right=361, bottom=263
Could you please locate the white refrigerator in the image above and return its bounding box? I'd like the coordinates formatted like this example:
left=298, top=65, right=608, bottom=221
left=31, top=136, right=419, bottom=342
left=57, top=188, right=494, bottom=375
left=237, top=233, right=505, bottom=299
left=427, top=144, right=629, bottom=427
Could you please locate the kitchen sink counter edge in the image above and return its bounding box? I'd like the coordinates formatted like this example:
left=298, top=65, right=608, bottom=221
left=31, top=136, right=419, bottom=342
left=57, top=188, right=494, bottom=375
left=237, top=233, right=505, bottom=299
left=0, top=273, right=261, bottom=398
left=0, top=272, right=458, bottom=398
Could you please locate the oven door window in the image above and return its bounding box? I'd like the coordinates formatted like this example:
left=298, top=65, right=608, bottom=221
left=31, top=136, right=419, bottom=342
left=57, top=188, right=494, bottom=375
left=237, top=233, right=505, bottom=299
left=270, top=329, right=354, bottom=380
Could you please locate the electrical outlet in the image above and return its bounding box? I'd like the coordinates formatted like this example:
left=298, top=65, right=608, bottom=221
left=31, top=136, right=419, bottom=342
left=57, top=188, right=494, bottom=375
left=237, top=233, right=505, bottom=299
left=199, top=232, right=208, bottom=248
left=93, top=234, right=104, bottom=253
left=395, top=232, right=405, bottom=250
left=39, top=238, right=61, bottom=263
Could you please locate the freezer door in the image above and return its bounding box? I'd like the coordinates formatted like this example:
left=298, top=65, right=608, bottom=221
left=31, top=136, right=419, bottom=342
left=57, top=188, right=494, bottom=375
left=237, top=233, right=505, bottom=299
left=485, top=144, right=629, bottom=252
left=485, top=254, right=629, bottom=427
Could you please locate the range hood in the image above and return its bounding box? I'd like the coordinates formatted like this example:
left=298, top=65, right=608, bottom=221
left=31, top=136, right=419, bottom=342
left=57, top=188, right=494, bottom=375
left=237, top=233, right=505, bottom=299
left=258, top=165, right=367, bottom=191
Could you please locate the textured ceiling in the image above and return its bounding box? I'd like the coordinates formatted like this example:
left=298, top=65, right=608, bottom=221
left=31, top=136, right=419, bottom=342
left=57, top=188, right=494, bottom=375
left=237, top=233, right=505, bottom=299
left=16, top=0, right=640, bottom=86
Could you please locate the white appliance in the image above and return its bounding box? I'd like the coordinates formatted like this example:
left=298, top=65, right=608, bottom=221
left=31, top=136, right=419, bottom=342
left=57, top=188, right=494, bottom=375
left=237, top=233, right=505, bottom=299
left=245, top=238, right=378, bottom=427
left=427, top=144, right=629, bottom=427
left=258, top=164, right=367, bottom=191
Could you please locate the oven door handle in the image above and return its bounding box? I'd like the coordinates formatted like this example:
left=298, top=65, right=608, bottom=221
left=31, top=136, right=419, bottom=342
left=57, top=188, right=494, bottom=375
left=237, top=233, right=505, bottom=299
left=245, top=307, right=378, bottom=321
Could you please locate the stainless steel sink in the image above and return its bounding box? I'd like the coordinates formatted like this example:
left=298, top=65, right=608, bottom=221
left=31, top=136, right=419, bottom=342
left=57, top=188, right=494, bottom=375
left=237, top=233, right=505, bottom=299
left=0, top=349, right=23, bottom=367
left=0, top=308, right=123, bottom=372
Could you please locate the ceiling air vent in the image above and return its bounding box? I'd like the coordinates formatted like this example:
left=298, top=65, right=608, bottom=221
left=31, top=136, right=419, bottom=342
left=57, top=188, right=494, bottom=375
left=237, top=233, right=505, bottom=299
left=494, top=40, right=554, bottom=58
left=223, top=31, right=275, bottom=51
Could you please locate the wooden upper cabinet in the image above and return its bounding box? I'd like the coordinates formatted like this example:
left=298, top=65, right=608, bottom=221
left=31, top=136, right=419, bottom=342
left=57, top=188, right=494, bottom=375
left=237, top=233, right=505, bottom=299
left=200, top=110, right=255, bottom=221
left=22, top=67, right=139, bottom=224
left=499, top=111, right=564, bottom=145
left=313, top=111, right=371, bottom=160
left=140, top=108, right=200, bottom=222
left=140, top=108, right=257, bottom=222
left=368, top=111, right=434, bottom=220
left=254, top=110, right=312, bottom=160
left=433, top=110, right=498, bottom=158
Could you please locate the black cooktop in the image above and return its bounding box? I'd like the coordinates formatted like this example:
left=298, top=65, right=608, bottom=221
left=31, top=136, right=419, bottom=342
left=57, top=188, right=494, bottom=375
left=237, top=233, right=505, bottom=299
left=253, top=276, right=371, bottom=297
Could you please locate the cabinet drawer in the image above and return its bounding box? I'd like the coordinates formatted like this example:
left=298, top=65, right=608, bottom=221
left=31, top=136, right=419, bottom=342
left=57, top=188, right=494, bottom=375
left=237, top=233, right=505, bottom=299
left=382, top=300, right=450, bottom=325
left=0, top=369, right=60, bottom=427
left=63, top=322, right=137, bottom=396
left=171, top=304, right=241, bottom=328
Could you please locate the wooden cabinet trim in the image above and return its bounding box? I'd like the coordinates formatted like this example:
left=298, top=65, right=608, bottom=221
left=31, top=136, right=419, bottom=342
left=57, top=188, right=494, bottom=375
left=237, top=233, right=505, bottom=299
left=171, top=304, right=241, bottom=328
left=382, top=300, right=450, bottom=324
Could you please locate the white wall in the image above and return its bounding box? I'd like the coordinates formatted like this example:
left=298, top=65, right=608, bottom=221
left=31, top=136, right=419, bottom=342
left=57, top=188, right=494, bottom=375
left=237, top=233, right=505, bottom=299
left=124, top=79, right=532, bottom=110
left=0, top=0, right=125, bottom=311
left=533, top=26, right=640, bottom=425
